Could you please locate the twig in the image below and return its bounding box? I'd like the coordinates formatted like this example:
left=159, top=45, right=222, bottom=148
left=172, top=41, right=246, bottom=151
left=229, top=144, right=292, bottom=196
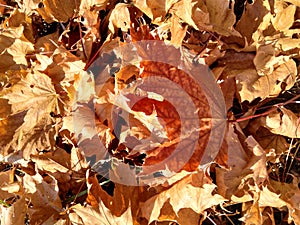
left=228, top=93, right=300, bottom=123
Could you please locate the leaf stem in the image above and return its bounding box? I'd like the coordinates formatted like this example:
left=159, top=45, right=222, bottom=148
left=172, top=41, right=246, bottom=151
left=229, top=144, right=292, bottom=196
left=228, top=93, right=300, bottom=123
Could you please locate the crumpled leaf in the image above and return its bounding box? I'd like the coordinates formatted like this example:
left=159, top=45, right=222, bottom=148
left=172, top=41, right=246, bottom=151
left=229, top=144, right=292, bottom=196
left=0, top=196, right=26, bottom=225
left=233, top=0, right=270, bottom=47
left=0, top=26, right=34, bottom=73
left=272, top=1, right=296, bottom=31
left=236, top=58, right=297, bottom=102
left=132, top=0, right=178, bottom=23
left=171, top=0, right=211, bottom=31
left=265, top=107, right=300, bottom=138
left=267, top=179, right=300, bottom=224
left=108, top=3, right=132, bottom=33
left=216, top=124, right=268, bottom=199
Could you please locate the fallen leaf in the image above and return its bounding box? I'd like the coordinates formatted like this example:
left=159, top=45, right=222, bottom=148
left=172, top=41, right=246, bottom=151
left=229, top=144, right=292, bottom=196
left=0, top=71, right=59, bottom=158
left=204, top=0, right=240, bottom=36
left=272, top=1, right=296, bottom=31
left=140, top=171, right=226, bottom=224
left=22, top=172, right=62, bottom=224
left=0, top=196, right=26, bottom=225
left=265, top=107, right=300, bottom=138
left=69, top=202, right=134, bottom=225
left=38, top=0, right=80, bottom=22
left=236, top=59, right=297, bottom=102
left=0, top=26, right=34, bottom=73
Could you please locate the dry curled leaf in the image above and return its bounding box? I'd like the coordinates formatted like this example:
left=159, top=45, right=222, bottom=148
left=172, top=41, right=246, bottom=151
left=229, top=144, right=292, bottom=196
left=265, top=107, right=300, bottom=138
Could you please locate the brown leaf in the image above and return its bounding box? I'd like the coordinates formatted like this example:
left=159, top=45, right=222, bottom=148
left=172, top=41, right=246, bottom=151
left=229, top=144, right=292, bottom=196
left=204, top=0, right=240, bottom=36
left=37, top=0, right=80, bottom=22
left=246, top=119, right=289, bottom=155
left=23, top=172, right=62, bottom=224
left=234, top=0, right=270, bottom=46
left=216, top=124, right=268, bottom=199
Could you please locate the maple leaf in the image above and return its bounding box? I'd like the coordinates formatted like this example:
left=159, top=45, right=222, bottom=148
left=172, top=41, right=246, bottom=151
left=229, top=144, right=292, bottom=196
left=0, top=26, right=34, bottom=73
left=78, top=39, right=227, bottom=187
left=236, top=59, right=297, bottom=102
left=249, top=125, right=289, bottom=156
left=140, top=171, right=226, bottom=224
left=171, top=0, right=211, bottom=31
left=0, top=70, right=60, bottom=158
left=204, top=0, right=240, bottom=36
left=132, top=0, right=176, bottom=23
left=22, top=172, right=62, bottom=224
left=69, top=202, right=134, bottom=225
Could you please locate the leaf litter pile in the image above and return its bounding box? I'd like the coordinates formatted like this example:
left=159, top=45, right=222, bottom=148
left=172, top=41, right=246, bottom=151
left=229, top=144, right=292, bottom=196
left=0, top=0, right=300, bottom=224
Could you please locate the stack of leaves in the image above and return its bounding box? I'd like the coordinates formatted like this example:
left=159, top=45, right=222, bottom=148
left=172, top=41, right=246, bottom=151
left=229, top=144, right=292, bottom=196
left=0, top=0, right=299, bottom=224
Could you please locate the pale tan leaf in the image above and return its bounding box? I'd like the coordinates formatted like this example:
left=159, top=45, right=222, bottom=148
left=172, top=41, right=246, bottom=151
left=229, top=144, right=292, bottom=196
left=236, top=59, right=297, bottom=102
left=17, top=0, right=40, bottom=15
left=172, top=0, right=211, bottom=31
left=45, top=47, right=86, bottom=85
left=170, top=15, right=188, bottom=47
left=69, top=202, right=134, bottom=225
left=0, top=71, right=59, bottom=157
left=265, top=107, right=300, bottom=138
left=108, top=3, right=131, bottom=33
left=259, top=186, right=287, bottom=208
left=79, top=0, right=108, bottom=31
left=272, top=1, right=296, bottom=31
left=141, top=171, right=225, bottom=224
left=132, top=0, right=178, bottom=22
left=0, top=171, right=21, bottom=200
left=276, top=37, right=300, bottom=51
